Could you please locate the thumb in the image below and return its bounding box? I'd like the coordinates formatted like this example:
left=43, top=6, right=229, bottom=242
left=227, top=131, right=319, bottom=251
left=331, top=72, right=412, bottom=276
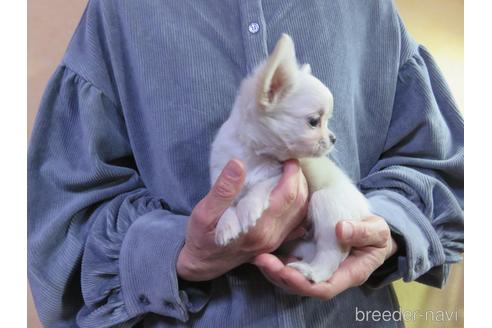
left=199, top=159, right=245, bottom=225
left=336, top=217, right=390, bottom=248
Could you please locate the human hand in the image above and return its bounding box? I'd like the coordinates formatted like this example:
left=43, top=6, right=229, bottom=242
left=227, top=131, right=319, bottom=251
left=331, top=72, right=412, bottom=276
left=252, top=215, right=397, bottom=299
left=176, top=159, right=309, bottom=281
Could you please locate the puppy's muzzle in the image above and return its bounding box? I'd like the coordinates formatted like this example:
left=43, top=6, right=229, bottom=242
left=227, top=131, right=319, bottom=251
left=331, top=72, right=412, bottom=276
left=329, top=133, right=336, bottom=145
left=319, top=133, right=336, bottom=150
left=319, top=139, right=328, bottom=149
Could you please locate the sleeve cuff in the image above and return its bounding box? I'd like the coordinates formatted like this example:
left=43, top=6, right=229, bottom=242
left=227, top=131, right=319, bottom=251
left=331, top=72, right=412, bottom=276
left=119, top=210, right=211, bottom=322
left=365, top=190, right=448, bottom=288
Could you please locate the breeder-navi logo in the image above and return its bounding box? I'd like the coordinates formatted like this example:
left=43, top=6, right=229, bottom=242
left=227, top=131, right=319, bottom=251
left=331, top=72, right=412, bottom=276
left=355, top=307, right=459, bottom=322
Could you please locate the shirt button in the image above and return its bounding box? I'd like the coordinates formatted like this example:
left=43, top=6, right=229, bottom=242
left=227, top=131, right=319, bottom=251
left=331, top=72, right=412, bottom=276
left=248, top=22, right=260, bottom=34
left=138, top=294, right=150, bottom=305
left=415, top=256, right=424, bottom=271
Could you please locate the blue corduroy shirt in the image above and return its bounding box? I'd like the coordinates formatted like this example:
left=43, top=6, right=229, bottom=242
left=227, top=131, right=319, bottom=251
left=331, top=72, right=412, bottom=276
left=28, top=1, right=464, bottom=327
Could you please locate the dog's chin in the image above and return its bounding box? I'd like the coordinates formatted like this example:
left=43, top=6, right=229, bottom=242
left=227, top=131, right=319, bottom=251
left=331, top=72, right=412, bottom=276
left=308, top=144, right=332, bottom=158
left=270, top=143, right=332, bottom=161
left=288, top=147, right=331, bottom=159
left=311, top=148, right=331, bottom=157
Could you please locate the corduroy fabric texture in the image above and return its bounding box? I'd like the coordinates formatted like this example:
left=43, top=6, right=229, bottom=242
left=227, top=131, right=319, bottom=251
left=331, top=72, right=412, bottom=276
left=28, top=0, right=463, bottom=327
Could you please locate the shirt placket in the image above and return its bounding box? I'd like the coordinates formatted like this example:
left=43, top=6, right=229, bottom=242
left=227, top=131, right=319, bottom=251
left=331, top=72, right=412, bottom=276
left=238, top=0, right=268, bottom=73
left=237, top=1, right=307, bottom=327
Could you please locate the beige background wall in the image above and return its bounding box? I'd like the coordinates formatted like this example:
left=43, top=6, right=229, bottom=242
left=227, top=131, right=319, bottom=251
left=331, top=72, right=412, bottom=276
left=27, top=1, right=464, bottom=327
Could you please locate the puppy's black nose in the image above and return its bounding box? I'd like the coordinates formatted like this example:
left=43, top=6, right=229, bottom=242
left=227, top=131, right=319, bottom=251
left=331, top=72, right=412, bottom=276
left=329, top=134, right=336, bottom=144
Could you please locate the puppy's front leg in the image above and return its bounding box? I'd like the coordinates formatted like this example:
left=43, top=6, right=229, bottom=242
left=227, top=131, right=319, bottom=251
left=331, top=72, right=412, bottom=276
left=215, top=207, right=243, bottom=246
left=236, top=175, right=280, bottom=233
left=215, top=175, right=280, bottom=246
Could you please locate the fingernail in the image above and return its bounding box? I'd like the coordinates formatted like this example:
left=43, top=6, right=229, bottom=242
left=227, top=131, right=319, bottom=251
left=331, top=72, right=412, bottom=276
left=341, top=221, right=353, bottom=240
left=292, top=160, right=300, bottom=173
left=225, top=160, right=242, bottom=181
left=284, top=160, right=300, bottom=174
left=252, top=258, right=263, bottom=268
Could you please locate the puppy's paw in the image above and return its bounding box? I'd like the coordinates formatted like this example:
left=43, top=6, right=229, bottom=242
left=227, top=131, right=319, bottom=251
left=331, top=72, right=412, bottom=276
left=287, top=261, right=334, bottom=284
left=287, top=261, right=316, bottom=281
left=240, top=208, right=263, bottom=232
left=215, top=219, right=241, bottom=246
left=215, top=210, right=242, bottom=246
left=237, top=203, right=265, bottom=233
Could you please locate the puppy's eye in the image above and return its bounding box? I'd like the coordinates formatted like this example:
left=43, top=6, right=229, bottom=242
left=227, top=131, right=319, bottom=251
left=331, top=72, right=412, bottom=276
left=308, top=117, right=321, bottom=128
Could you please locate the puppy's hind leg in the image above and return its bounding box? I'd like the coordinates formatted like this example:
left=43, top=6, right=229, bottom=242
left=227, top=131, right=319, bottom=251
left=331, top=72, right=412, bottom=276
left=288, top=220, right=347, bottom=283
left=281, top=239, right=316, bottom=262
left=288, top=189, right=348, bottom=283
left=300, top=239, right=348, bottom=283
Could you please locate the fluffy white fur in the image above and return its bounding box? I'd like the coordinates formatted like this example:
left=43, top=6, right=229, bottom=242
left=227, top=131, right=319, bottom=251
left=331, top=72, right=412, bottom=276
left=210, top=34, right=370, bottom=283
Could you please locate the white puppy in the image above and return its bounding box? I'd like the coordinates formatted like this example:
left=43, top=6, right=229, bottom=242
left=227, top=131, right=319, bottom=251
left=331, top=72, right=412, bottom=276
left=210, top=34, right=370, bottom=283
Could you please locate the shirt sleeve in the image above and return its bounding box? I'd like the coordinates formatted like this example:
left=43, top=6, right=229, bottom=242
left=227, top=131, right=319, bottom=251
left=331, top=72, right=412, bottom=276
left=360, top=44, right=464, bottom=289
left=28, top=66, right=210, bottom=328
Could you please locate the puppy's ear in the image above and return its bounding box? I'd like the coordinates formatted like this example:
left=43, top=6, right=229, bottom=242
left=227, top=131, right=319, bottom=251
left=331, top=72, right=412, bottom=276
left=300, top=63, right=311, bottom=75
left=257, top=34, right=299, bottom=110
